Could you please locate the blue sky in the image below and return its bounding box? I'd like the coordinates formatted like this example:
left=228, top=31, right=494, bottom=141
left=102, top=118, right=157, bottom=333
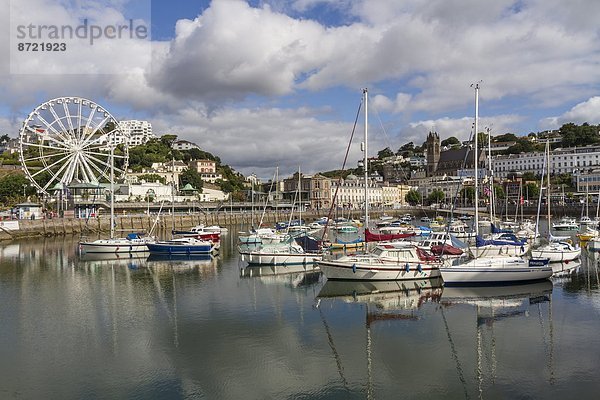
left=3, top=0, right=600, bottom=179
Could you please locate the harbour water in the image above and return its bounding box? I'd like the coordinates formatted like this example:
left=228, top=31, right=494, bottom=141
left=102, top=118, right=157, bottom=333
left=1, top=228, right=600, bottom=399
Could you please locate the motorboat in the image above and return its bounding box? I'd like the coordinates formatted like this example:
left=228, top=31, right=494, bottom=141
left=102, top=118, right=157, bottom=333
left=530, top=240, right=581, bottom=263
left=239, top=234, right=323, bottom=266
left=552, top=217, right=579, bottom=231
left=318, top=241, right=443, bottom=281
left=146, top=237, right=217, bottom=255
left=79, top=232, right=154, bottom=254
left=439, top=256, right=552, bottom=285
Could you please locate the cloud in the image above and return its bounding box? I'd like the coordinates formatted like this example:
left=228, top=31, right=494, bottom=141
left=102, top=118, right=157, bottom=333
left=539, top=96, right=600, bottom=130
left=150, top=105, right=363, bottom=179
left=400, top=113, right=525, bottom=146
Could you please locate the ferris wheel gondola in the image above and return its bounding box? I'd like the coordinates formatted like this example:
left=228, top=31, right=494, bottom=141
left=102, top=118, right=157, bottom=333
left=18, top=97, right=129, bottom=195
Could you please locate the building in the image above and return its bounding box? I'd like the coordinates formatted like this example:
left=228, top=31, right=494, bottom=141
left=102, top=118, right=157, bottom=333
left=172, top=140, right=200, bottom=151
left=330, top=175, right=382, bottom=209
left=283, top=173, right=333, bottom=210
left=119, top=120, right=154, bottom=146
left=494, top=144, right=600, bottom=178
left=189, top=159, right=216, bottom=174
left=189, top=159, right=223, bottom=183
left=434, top=147, right=487, bottom=177
left=426, top=131, right=440, bottom=176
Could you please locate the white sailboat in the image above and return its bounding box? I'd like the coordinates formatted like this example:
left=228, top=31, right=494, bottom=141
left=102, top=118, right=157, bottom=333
left=318, top=89, right=443, bottom=281
left=79, top=141, right=154, bottom=254
left=531, top=140, right=581, bottom=263
left=440, top=83, right=552, bottom=284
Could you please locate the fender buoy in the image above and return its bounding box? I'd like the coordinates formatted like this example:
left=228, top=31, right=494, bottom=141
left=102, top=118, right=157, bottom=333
left=352, top=264, right=357, bottom=273
left=417, top=263, right=422, bottom=273
left=405, top=263, right=410, bottom=272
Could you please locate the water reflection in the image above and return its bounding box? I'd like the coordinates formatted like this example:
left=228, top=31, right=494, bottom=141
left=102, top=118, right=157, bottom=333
left=317, top=278, right=443, bottom=312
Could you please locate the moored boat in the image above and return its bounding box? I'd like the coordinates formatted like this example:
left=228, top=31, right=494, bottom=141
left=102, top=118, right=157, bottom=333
left=147, top=237, right=217, bottom=255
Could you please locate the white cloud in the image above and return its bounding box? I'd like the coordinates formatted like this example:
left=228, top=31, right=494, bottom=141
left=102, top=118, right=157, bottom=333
left=540, top=96, right=600, bottom=130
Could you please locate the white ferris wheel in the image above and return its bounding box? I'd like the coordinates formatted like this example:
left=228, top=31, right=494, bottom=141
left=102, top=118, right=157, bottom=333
left=19, top=97, right=129, bottom=195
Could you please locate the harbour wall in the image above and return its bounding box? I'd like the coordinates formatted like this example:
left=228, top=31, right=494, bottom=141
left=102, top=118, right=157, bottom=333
left=0, top=204, right=586, bottom=241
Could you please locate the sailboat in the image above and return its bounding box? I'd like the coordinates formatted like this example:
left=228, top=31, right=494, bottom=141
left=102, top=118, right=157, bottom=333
left=439, top=83, right=552, bottom=285
left=147, top=159, right=217, bottom=255
left=79, top=143, right=154, bottom=254
left=318, top=89, right=443, bottom=281
left=238, top=167, right=325, bottom=266
left=530, top=141, right=581, bottom=263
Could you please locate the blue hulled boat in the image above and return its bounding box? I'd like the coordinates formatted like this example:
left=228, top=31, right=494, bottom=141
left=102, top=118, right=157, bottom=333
left=146, top=237, right=217, bottom=255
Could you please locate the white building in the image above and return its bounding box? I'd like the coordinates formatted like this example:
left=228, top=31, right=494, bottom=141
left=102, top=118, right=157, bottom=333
left=119, top=120, right=154, bottom=146
left=172, top=140, right=200, bottom=151
left=330, top=175, right=382, bottom=209
left=494, top=144, right=600, bottom=178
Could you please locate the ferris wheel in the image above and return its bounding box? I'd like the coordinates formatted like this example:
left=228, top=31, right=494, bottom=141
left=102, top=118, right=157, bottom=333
left=19, top=97, right=129, bottom=195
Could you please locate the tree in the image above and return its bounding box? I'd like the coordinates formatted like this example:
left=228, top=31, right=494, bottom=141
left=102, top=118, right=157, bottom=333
left=525, top=183, right=539, bottom=199
left=137, top=174, right=166, bottom=184
left=179, top=168, right=204, bottom=191
left=522, top=171, right=537, bottom=182
left=560, top=122, right=600, bottom=147
left=493, top=133, right=518, bottom=143
left=405, top=190, right=422, bottom=206
left=0, top=174, right=32, bottom=205
left=397, top=142, right=415, bottom=157
left=494, top=185, right=505, bottom=200
left=160, top=134, right=178, bottom=148
left=441, top=136, right=460, bottom=147
left=427, top=189, right=445, bottom=204
left=460, top=186, right=475, bottom=204
left=377, top=147, right=394, bottom=159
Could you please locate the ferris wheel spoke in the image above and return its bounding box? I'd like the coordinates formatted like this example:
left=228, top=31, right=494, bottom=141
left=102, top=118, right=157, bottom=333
left=81, top=153, right=110, bottom=181
left=39, top=154, right=76, bottom=191
left=35, top=114, right=71, bottom=144
left=22, top=149, right=71, bottom=162
left=49, top=105, right=70, bottom=140
left=78, top=158, right=92, bottom=183
left=79, top=154, right=100, bottom=183
left=62, top=101, right=77, bottom=140
left=23, top=140, right=71, bottom=152
left=81, top=105, right=98, bottom=144
left=80, top=114, right=110, bottom=147
left=76, top=100, right=83, bottom=142
left=64, top=153, right=81, bottom=185
left=29, top=153, right=74, bottom=178
left=84, top=150, right=127, bottom=159
left=24, top=126, right=71, bottom=150
left=85, top=152, right=115, bottom=171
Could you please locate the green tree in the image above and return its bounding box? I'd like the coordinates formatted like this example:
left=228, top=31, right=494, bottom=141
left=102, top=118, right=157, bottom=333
left=522, top=171, right=537, bottom=181
left=494, top=185, right=505, bottom=200
left=160, top=134, right=178, bottom=148
left=427, top=189, right=445, bottom=204
left=377, top=147, right=394, bottom=159
left=441, top=136, right=460, bottom=147
left=179, top=168, right=204, bottom=191
left=493, top=133, right=518, bottom=142
left=405, top=190, right=422, bottom=206
left=0, top=174, right=32, bottom=204
left=525, top=183, right=539, bottom=199
left=137, top=174, right=166, bottom=184
left=460, top=186, right=475, bottom=204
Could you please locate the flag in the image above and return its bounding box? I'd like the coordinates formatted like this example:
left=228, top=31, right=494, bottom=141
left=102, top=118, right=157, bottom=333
left=520, top=196, right=524, bottom=205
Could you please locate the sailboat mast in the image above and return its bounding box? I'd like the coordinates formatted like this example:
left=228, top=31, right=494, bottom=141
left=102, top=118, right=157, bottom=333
left=546, top=141, right=551, bottom=238
left=298, top=166, right=302, bottom=225
left=110, top=142, right=115, bottom=239
left=363, top=88, right=369, bottom=231
left=487, top=127, right=494, bottom=224
left=473, top=82, right=480, bottom=236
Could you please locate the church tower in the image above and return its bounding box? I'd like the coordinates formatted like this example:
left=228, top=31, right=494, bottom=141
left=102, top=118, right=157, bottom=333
left=426, top=131, right=440, bottom=176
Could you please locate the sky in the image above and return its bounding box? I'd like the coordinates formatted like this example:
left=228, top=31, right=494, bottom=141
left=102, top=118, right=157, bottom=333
left=2, top=0, right=600, bottom=180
